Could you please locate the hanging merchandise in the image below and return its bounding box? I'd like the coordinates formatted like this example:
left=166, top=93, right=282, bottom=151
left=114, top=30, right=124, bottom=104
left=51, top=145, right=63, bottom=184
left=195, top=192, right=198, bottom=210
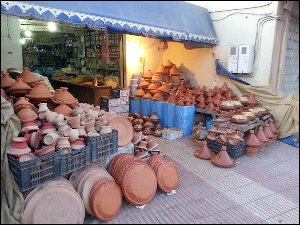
left=101, top=30, right=110, bottom=64
left=129, top=98, right=141, bottom=114
left=150, top=100, right=164, bottom=123
left=163, top=102, right=176, bottom=128
left=140, top=98, right=151, bottom=116
left=175, top=105, right=195, bottom=136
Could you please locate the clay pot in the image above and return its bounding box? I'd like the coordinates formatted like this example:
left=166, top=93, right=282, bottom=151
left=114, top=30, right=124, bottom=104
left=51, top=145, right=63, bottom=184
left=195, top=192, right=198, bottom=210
left=147, top=82, right=158, bottom=90
left=41, top=123, right=56, bottom=136
left=246, top=146, right=260, bottom=156
left=263, top=124, right=275, bottom=141
left=53, top=104, right=73, bottom=117
left=152, top=92, right=165, bottom=101
left=207, top=131, right=217, bottom=140
left=142, top=93, right=152, bottom=99
left=57, top=137, right=71, bottom=149
left=71, top=138, right=85, bottom=150
left=6, top=137, right=32, bottom=157
left=26, top=81, right=54, bottom=102
left=139, top=80, right=150, bottom=89
left=13, top=97, right=34, bottom=113
left=176, top=98, right=185, bottom=106
left=16, top=105, right=38, bottom=123
left=156, top=65, right=167, bottom=74
left=150, top=113, right=160, bottom=123
left=255, top=126, right=269, bottom=149
left=6, top=78, right=31, bottom=97
left=133, top=123, right=143, bottom=132
left=43, top=132, right=60, bottom=145
left=206, top=102, right=215, bottom=111
left=100, top=126, right=112, bottom=135
left=134, top=89, right=146, bottom=98
left=19, top=67, right=40, bottom=87
left=211, top=146, right=235, bottom=168
left=245, top=130, right=262, bottom=147
left=158, top=82, right=171, bottom=93
left=164, top=60, right=174, bottom=69
left=1, top=72, right=16, bottom=90
left=21, top=120, right=39, bottom=133
left=220, top=82, right=230, bottom=92
left=35, top=144, right=56, bottom=156
left=153, top=129, right=162, bottom=137
left=247, top=93, right=258, bottom=106
left=166, top=92, right=176, bottom=104
left=196, top=101, right=206, bottom=109
left=52, top=87, right=77, bottom=105
left=268, top=119, right=279, bottom=135
left=143, top=70, right=153, bottom=79
left=194, top=141, right=212, bottom=160
left=143, top=126, right=153, bottom=135
left=169, top=65, right=180, bottom=76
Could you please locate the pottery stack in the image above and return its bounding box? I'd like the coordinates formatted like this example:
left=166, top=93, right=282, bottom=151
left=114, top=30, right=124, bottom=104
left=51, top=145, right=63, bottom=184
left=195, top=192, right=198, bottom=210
left=23, top=177, right=85, bottom=224
left=131, top=131, right=160, bottom=159
left=69, top=163, right=122, bottom=221
left=108, top=153, right=157, bottom=206
left=52, top=87, right=77, bottom=117
left=245, top=130, right=262, bottom=156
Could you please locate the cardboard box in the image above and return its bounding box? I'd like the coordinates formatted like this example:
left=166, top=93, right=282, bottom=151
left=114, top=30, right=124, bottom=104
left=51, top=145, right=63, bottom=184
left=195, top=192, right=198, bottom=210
left=120, top=96, right=129, bottom=105
left=102, top=106, right=122, bottom=114
left=111, top=88, right=129, bottom=98
left=119, top=104, right=129, bottom=113
left=120, top=88, right=129, bottom=97
left=101, top=96, right=120, bottom=108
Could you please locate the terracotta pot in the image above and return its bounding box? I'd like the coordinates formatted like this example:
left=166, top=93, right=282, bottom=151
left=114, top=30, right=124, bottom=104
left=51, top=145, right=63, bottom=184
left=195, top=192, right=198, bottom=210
left=158, top=82, right=171, bottom=93
left=206, top=102, right=215, bottom=111
left=211, top=146, right=235, bottom=168
left=220, top=82, right=230, bottom=92
left=19, top=67, right=40, bottom=87
left=134, top=89, right=146, bottom=98
left=196, top=101, right=206, bottom=109
left=255, top=126, right=269, bottom=148
left=1, top=72, right=16, bottom=90
left=263, top=124, right=275, bottom=141
left=70, top=138, right=85, bottom=150
left=13, top=97, right=34, bottom=113
left=16, top=105, right=38, bottom=123
left=147, top=82, right=158, bottom=90
left=268, top=119, right=279, bottom=135
left=164, top=60, right=174, bottom=69
left=169, top=65, right=180, bottom=75
left=165, top=92, right=176, bottom=104
left=207, top=131, right=217, bottom=140
left=246, top=146, right=260, bottom=157
left=21, top=120, right=39, bottom=133
left=194, top=141, right=212, bottom=160
left=139, top=80, right=150, bottom=89
left=52, top=87, right=77, bottom=105
left=53, top=103, right=72, bottom=116
left=153, top=129, right=162, bottom=137
left=100, top=126, right=112, bottom=135
left=245, top=130, right=262, bottom=147
left=6, top=78, right=31, bottom=97
left=143, top=70, right=153, bottom=79
left=26, top=81, right=54, bottom=102
left=7, top=137, right=32, bottom=157
left=152, top=92, right=165, bottom=101
left=133, top=123, right=143, bottom=132
left=155, top=65, right=167, bottom=74
left=57, top=137, right=71, bottom=149
left=150, top=113, right=160, bottom=123
left=143, top=126, right=153, bottom=135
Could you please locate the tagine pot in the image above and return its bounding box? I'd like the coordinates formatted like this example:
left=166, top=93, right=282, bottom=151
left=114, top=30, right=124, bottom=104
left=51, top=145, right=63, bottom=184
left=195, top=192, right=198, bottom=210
left=255, top=126, right=269, bottom=149
left=1, top=72, right=16, bottom=90
left=13, top=97, right=35, bottom=113
left=52, top=87, right=77, bottom=105
left=26, top=81, right=54, bottom=103
left=6, top=78, right=31, bottom=97
left=19, top=67, right=40, bottom=87
left=263, top=124, right=275, bottom=142
left=194, top=141, right=212, bottom=160
left=211, top=146, right=235, bottom=168
left=53, top=104, right=73, bottom=117
left=16, top=105, right=38, bottom=123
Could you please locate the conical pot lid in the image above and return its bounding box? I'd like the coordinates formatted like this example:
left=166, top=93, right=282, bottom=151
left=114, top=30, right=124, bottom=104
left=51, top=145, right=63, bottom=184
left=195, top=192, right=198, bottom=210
left=13, top=97, right=34, bottom=112
left=169, top=65, right=180, bottom=75
left=16, top=105, right=38, bottom=122
left=19, top=67, right=40, bottom=85
left=26, top=81, right=54, bottom=99
left=52, top=87, right=77, bottom=105
left=53, top=104, right=73, bottom=116
left=152, top=92, right=165, bottom=101
left=6, top=78, right=31, bottom=93
left=134, top=89, right=146, bottom=98
left=143, top=93, right=153, bottom=99
left=245, top=130, right=262, bottom=147
left=255, top=127, right=269, bottom=143
left=194, top=141, right=212, bottom=160
left=147, top=82, right=158, bottom=90
left=211, top=146, right=235, bottom=168
left=263, top=124, right=275, bottom=139
left=155, top=65, right=167, bottom=74
left=1, top=72, right=16, bottom=89
left=143, top=70, right=153, bottom=78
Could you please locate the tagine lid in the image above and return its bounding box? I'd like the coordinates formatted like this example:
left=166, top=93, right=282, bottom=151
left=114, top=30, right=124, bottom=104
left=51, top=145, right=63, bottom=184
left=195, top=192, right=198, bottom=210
left=19, top=67, right=40, bottom=85
left=152, top=92, right=165, bottom=101
left=26, top=81, right=54, bottom=99
left=155, top=65, right=167, bottom=74
left=52, top=87, right=78, bottom=105
left=53, top=104, right=73, bottom=116
left=7, top=78, right=31, bottom=92
left=143, top=70, right=153, bottom=78
left=16, top=105, right=38, bottom=122
left=13, top=97, right=34, bottom=112
left=23, top=185, right=85, bottom=224
left=211, top=146, right=235, bottom=168
left=134, top=89, right=146, bottom=98
left=107, top=117, right=133, bottom=147
left=1, top=72, right=16, bottom=89
left=122, top=162, right=157, bottom=206
left=156, top=161, right=179, bottom=193
left=169, top=65, right=180, bottom=75
left=143, top=93, right=153, bottom=99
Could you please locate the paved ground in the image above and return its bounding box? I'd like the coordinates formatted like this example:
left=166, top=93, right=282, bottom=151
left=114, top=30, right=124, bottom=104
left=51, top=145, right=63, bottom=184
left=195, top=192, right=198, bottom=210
left=85, top=136, right=299, bottom=224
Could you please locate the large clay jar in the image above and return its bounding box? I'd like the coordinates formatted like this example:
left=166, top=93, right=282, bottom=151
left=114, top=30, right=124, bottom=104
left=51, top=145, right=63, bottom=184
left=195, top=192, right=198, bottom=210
left=194, top=141, right=212, bottom=160
left=26, top=81, right=54, bottom=103
left=52, top=87, right=77, bottom=105
left=263, top=124, right=275, bottom=142
left=245, top=130, right=261, bottom=156
left=16, top=105, right=38, bottom=123
left=1, top=72, right=16, bottom=90
left=19, top=67, right=40, bottom=87
left=6, top=78, right=31, bottom=97
left=54, top=104, right=73, bottom=117
left=13, top=97, right=35, bottom=113
left=211, top=146, right=235, bottom=168
left=255, top=126, right=269, bottom=150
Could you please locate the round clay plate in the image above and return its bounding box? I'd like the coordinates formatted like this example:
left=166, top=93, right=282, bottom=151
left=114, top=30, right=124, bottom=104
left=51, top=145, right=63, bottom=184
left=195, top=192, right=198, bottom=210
left=107, top=117, right=134, bottom=147
left=69, top=163, right=100, bottom=189
left=90, top=179, right=122, bottom=221
left=24, top=185, right=85, bottom=224
left=156, top=162, right=179, bottom=193
left=122, top=163, right=157, bottom=206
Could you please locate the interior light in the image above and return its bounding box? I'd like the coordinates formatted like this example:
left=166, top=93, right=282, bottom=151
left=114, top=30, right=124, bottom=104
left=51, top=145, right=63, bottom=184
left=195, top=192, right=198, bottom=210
left=24, top=29, right=32, bottom=37
left=20, top=38, right=26, bottom=45
left=48, top=22, right=57, bottom=32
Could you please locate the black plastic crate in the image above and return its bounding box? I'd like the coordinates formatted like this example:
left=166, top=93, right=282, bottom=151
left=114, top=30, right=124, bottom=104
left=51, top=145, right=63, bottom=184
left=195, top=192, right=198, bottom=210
left=8, top=151, right=61, bottom=192
left=87, top=130, right=118, bottom=162
left=206, top=138, right=246, bottom=159
left=60, top=145, right=91, bottom=176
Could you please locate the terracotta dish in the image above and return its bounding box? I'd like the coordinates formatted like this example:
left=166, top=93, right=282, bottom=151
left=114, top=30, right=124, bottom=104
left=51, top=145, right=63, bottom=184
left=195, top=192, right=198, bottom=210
left=107, top=117, right=133, bottom=147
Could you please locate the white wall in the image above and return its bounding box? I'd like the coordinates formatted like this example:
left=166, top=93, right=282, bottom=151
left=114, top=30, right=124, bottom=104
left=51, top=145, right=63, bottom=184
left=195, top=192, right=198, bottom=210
left=125, top=34, right=164, bottom=86
left=1, top=14, right=23, bottom=71
left=185, top=1, right=279, bottom=86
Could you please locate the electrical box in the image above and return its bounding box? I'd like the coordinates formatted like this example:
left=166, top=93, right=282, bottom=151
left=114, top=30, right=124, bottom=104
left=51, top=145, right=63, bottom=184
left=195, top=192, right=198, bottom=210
left=237, top=44, right=254, bottom=73
left=227, top=46, right=239, bottom=73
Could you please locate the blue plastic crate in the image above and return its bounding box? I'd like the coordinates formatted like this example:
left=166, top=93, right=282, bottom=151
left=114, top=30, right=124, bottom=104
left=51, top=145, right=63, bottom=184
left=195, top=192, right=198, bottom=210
left=87, top=130, right=118, bottom=162
left=8, top=151, right=61, bottom=192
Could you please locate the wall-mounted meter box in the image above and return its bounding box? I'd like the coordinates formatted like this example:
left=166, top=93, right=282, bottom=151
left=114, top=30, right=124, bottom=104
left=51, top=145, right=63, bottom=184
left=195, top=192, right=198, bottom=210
left=227, top=45, right=238, bottom=73
left=237, top=45, right=254, bottom=73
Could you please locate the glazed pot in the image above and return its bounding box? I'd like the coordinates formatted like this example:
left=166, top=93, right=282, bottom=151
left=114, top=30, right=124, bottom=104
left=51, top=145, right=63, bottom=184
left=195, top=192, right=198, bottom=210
left=57, top=137, right=71, bottom=149
left=70, top=138, right=85, bottom=150
left=52, top=87, right=77, bottom=105
left=1, top=72, right=16, bottom=90
left=77, top=126, right=87, bottom=138
left=45, top=111, right=58, bottom=123
left=43, top=132, right=60, bottom=145
left=100, top=126, right=112, bottom=135
left=81, top=119, right=95, bottom=132
left=19, top=67, right=40, bottom=87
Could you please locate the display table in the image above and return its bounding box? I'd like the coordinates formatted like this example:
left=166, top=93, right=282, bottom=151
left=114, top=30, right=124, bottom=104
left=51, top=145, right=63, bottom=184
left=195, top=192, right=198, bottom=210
left=51, top=79, right=112, bottom=106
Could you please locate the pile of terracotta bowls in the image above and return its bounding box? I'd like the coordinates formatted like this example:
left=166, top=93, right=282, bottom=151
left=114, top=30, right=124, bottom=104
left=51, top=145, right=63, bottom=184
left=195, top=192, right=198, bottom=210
left=109, top=153, right=157, bottom=206
left=132, top=131, right=160, bottom=159
left=146, top=155, right=179, bottom=193
left=69, top=163, right=122, bottom=221
left=128, top=113, right=163, bottom=137
left=194, top=141, right=235, bottom=168
left=207, top=124, right=244, bottom=145
left=23, top=177, right=85, bottom=224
